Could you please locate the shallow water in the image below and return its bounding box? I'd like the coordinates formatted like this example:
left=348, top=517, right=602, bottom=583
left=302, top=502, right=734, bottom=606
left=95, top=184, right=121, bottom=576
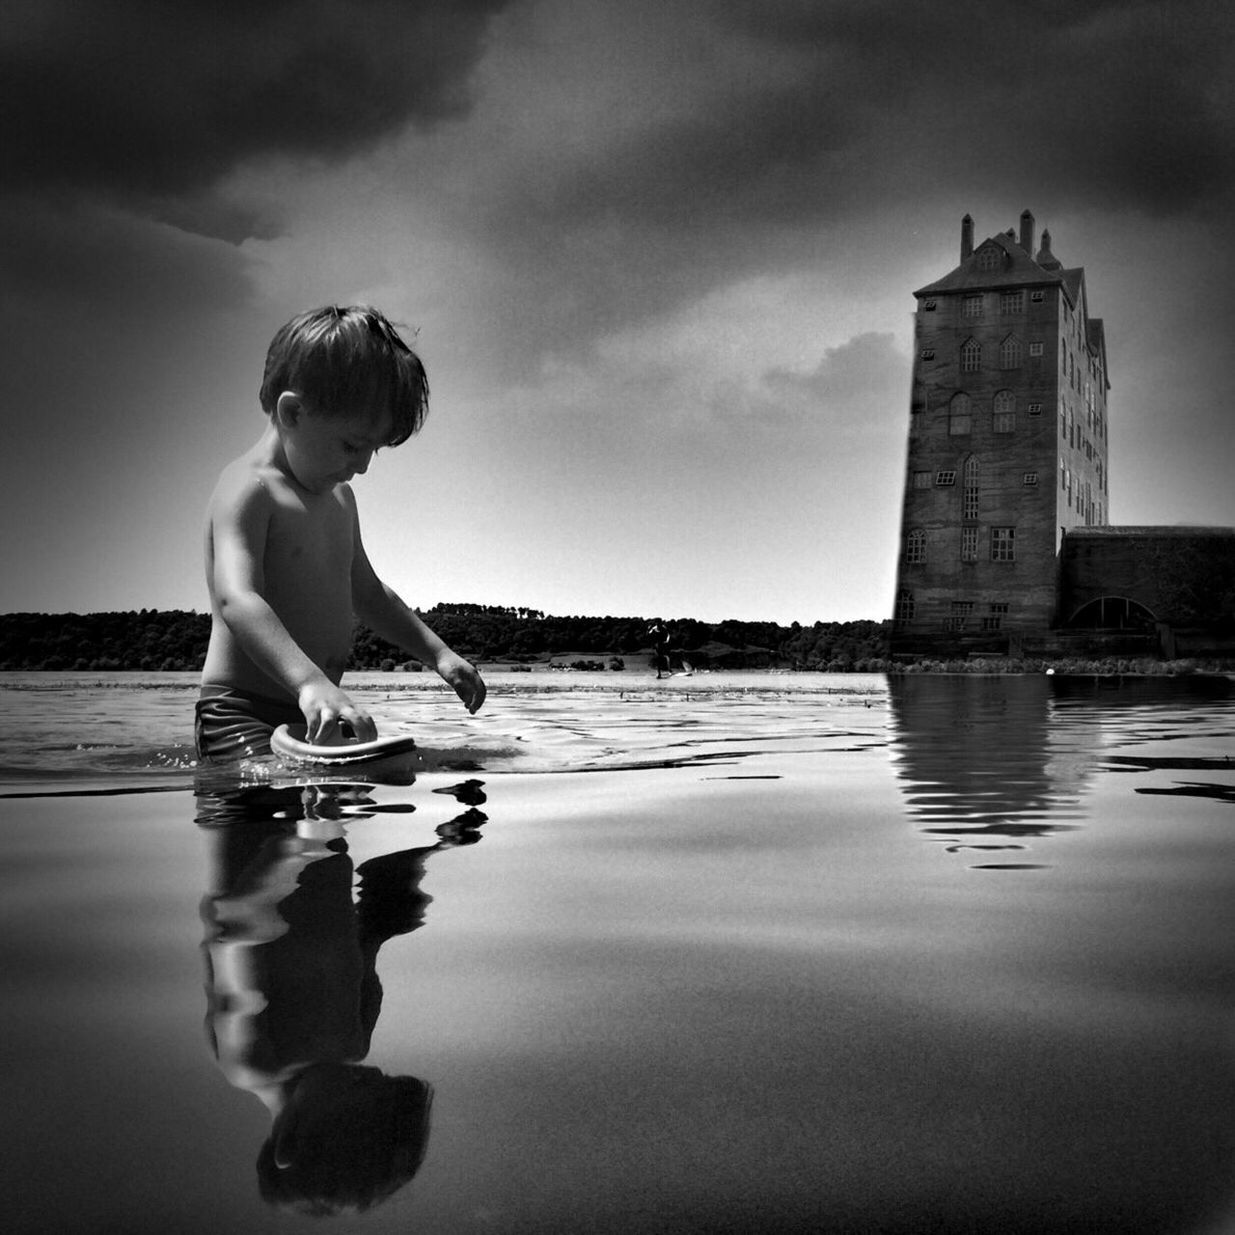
left=2, top=670, right=1234, bottom=1233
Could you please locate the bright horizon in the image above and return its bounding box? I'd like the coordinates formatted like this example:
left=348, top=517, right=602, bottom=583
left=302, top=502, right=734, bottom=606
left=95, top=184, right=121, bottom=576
left=3, top=2, right=1233, bottom=627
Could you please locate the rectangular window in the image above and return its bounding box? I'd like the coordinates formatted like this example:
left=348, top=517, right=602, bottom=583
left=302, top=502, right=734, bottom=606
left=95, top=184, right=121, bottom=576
left=945, top=600, right=975, bottom=631
left=920, top=348, right=935, bottom=360
left=991, top=527, right=1015, bottom=562
left=1031, top=290, right=1044, bottom=302
left=982, top=601, right=1009, bottom=631
left=1028, top=342, right=1044, bottom=356
left=913, top=470, right=932, bottom=489
left=1022, top=472, right=1039, bottom=486
left=923, top=300, right=937, bottom=311
left=993, top=411, right=1015, bottom=433
left=1028, top=402, right=1042, bottom=415
left=960, top=527, right=979, bottom=560
left=935, top=471, right=956, bottom=486
left=963, top=487, right=979, bottom=519
left=1000, top=290, right=1024, bottom=314
left=963, top=294, right=982, bottom=318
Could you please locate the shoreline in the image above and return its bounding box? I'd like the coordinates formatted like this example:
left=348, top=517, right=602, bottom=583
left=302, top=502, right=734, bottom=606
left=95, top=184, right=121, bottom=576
left=3, top=661, right=1233, bottom=696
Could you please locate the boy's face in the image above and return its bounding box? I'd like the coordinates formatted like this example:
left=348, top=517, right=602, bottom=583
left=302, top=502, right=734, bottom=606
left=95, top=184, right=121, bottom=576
left=279, top=396, right=394, bottom=495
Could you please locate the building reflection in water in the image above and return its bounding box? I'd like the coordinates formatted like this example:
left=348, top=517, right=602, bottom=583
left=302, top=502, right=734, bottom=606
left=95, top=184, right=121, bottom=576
left=887, top=675, right=1087, bottom=868
left=195, top=776, right=487, bottom=1217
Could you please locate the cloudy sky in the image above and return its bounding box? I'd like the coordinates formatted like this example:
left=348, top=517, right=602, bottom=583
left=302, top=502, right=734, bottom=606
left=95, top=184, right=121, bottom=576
left=2, top=0, right=1232, bottom=625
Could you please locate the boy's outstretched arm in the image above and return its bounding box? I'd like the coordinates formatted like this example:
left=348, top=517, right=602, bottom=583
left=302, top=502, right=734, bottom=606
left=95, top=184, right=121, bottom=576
left=350, top=516, right=486, bottom=715
left=210, top=480, right=378, bottom=743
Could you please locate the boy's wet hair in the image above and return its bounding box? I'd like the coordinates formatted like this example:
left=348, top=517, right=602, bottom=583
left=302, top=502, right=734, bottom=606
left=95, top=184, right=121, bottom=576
left=260, top=305, right=429, bottom=446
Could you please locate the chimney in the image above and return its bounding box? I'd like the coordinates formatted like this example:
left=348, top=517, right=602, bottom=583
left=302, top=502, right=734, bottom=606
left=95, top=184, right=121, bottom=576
left=961, top=214, right=973, bottom=260
left=1035, top=228, right=1060, bottom=269
left=1019, top=209, right=1035, bottom=253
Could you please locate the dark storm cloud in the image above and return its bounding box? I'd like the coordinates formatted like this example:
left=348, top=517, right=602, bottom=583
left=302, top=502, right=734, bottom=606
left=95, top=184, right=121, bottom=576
left=508, top=0, right=1232, bottom=247
left=1, top=0, right=510, bottom=210
left=710, top=0, right=1234, bottom=216
left=454, top=0, right=1231, bottom=373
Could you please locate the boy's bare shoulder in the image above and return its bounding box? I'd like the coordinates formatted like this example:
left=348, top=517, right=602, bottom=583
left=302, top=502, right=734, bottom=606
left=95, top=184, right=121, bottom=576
left=209, top=452, right=292, bottom=519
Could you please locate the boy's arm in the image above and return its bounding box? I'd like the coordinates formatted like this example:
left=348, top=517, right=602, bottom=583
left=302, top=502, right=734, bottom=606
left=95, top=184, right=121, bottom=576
left=210, top=477, right=377, bottom=742
left=349, top=503, right=486, bottom=714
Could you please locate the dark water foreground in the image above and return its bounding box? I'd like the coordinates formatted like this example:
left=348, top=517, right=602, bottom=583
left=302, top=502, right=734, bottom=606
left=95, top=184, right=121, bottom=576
left=1, top=672, right=1233, bottom=1233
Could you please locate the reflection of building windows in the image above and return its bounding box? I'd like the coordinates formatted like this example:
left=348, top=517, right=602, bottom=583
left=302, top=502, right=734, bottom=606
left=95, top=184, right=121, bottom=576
left=999, top=335, right=1022, bottom=369
left=991, top=527, right=1015, bottom=561
left=960, top=526, right=979, bottom=560
left=1000, top=289, right=1024, bottom=314
left=960, top=339, right=981, bottom=372
left=945, top=600, right=975, bottom=630
left=963, top=294, right=983, bottom=318
left=949, top=391, right=972, bottom=434
left=993, top=390, right=1015, bottom=433
left=894, top=589, right=915, bottom=623
left=905, top=529, right=926, bottom=564
left=912, top=470, right=932, bottom=489
left=962, top=457, right=979, bottom=519
left=935, top=470, right=956, bottom=486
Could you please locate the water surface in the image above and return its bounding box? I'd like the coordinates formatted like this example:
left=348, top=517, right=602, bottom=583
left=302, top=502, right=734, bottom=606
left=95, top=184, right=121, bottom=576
left=1, top=671, right=1233, bottom=1233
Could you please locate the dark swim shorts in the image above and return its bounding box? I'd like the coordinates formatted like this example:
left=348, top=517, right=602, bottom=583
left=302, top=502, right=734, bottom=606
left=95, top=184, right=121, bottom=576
left=195, top=685, right=303, bottom=761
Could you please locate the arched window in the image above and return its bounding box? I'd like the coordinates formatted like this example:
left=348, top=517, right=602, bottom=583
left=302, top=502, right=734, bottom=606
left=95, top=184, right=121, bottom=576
left=949, top=391, right=972, bottom=435
left=999, top=336, right=1022, bottom=370
left=960, top=338, right=981, bottom=373
left=1067, top=597, right=1156, bottom=630
left=905, top=529, right=926, bottom=564
left=993, top=389, right=1015, bottom=433
left=976, top=244, right=1002, bottom=272
left=963, top=456, right=979, bottom=519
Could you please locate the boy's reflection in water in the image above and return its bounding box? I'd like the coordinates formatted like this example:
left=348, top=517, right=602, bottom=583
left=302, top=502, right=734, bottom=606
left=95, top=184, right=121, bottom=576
left=196, top=776, right=487, bottom=1216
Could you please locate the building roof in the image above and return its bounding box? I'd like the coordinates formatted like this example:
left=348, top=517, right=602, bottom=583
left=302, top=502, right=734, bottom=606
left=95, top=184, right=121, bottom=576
left=1065, top=525, right=1235, bottom=538
left=915, top=230, right=1074, bottom=298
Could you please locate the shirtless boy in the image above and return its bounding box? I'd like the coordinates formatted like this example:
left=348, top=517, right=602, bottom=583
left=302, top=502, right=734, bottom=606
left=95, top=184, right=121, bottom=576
left=196, top=305, right=485, bottom=761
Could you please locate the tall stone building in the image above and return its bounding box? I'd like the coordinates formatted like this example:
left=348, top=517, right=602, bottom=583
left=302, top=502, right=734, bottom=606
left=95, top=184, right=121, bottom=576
left=892, top=211, right=1112, bottom=652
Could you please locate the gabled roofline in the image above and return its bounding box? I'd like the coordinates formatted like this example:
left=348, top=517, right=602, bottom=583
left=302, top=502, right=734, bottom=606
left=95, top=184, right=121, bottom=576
left=914, top=232, right=1063, bottom=297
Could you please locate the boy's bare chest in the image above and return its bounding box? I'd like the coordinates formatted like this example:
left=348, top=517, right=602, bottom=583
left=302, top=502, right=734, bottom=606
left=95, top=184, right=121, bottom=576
left=265, top=493, right=353, bottom=577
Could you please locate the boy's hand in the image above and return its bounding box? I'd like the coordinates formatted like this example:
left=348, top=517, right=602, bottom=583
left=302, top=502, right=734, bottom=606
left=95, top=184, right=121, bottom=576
left=436, top=650, right=486, bottom=714
left=298, top=681, right=378, bottom=745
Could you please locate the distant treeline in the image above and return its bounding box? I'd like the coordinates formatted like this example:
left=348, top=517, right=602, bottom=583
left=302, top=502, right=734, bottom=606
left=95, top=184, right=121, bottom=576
left=0, top=605, right=893, bottom=672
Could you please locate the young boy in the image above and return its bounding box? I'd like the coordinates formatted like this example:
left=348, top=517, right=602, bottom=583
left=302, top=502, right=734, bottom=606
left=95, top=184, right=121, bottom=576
left=196, top=305, right=485, bottom=761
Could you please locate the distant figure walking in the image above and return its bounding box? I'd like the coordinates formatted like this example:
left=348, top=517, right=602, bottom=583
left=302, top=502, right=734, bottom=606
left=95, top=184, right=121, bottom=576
left=647, top=620, right=671, bottom=679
